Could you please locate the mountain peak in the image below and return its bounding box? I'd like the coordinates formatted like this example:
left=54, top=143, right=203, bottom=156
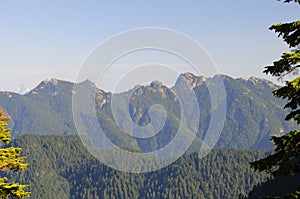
left=33, top=78, right=60, bottom=91
left=182, top=72, right=195, bottom=78
left=249, top=76, right=265, bottom=83
left=175, top=72, right=207, bottom=90
left=150, top=81, right=164, bottom=88
left=43, top=78, right=59, bottom=85
left=238, top=76, right=267, bottom=83
left=237, top=76, right=277, bottom=88
left=26, top=78, right=75, bottom=96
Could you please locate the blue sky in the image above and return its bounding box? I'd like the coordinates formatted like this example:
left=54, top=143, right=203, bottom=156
left=0, top=0, right=299, bottom=92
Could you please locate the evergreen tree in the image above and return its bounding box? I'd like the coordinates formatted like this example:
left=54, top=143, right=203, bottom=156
left=0, top=109, right=30, bottom=198
left=250, top=0, right=300, bottom=197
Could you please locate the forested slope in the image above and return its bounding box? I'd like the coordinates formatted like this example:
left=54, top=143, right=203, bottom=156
left=6, top=135, right=268, bottom=199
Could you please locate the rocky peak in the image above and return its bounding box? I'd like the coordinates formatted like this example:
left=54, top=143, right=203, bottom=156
left=175, top=72, right=207, bottom=90
left=150, top=81, right=164, bottom=89
left=43, top=78, right=59, bottom=85
left=238, top=76, right=277, bottom=89
left=29, top=78, right=60, bottom=95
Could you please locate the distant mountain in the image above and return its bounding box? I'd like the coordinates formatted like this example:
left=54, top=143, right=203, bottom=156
left=0, top=73, right=296, bottom=150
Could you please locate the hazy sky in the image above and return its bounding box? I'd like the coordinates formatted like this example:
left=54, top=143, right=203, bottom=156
left=0, top=1, right=299, bottom=92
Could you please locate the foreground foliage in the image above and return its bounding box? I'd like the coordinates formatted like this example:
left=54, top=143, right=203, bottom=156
left=0, top=110, right=30, bottom=198
left=249, top=0, right=300, bottom=198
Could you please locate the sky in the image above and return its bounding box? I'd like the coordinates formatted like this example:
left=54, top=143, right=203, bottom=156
left=0, top=0, right=299, bottom=93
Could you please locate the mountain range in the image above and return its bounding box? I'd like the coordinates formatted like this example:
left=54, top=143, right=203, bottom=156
left=0, top=72, right=296, bottom=151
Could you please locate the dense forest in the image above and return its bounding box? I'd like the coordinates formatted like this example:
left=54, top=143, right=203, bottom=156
left=4, top=135, right=268, bottom=199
